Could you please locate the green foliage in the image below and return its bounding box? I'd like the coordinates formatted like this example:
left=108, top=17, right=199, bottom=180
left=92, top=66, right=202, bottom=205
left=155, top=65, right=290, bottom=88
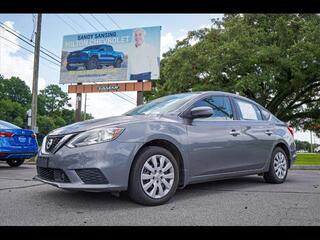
left=295, top=139, right=319, bottom=152
left=0, top=75, right=94, bottom=139
left=0, top=99, right=26, bottom=127
left=39, top=84, right=71, bottom=115
left=0, top=75, right=31, bottom=106
left=148, top=14, right=320, bottom=136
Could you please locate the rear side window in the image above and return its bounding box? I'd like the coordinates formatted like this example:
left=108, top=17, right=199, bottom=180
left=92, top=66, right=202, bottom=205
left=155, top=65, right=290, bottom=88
left=260, top=108, right=271, bottom=120
left=106, top=46, right=113, bottom=51
left=192, top=96, right=234, bottom=120
left=234, top=99, right=262, bottom=120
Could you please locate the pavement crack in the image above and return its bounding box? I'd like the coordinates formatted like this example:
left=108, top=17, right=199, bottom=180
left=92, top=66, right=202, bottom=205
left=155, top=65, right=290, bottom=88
left=0, top=177, right=35, bottom=181
left=0, top=183, right=44, bottom=191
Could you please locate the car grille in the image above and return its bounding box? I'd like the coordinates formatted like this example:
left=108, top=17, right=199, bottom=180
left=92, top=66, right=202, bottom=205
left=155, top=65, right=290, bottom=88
left=37, top=167, right=70, bottom=183
left=75, top=168, right=109, bottom=184
left=45, top=135, right=64, bottom=153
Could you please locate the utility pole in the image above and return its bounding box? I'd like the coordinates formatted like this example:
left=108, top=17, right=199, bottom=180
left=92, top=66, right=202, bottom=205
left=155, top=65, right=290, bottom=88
left=31, top=13, right=42, bottom=133
left=310, top=130, right=313, bottom=153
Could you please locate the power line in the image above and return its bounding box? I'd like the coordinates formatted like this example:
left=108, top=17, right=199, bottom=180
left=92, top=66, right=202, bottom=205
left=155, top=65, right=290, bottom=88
left=0, top=23, right=61, bottom=64
left=0, top=35, right=60, bottom=67
left=110, top=91, right=136, bottom=105
left=0, top=41, right=59, bottom=72
left=79, top=14, right=100, bottom=32
left=55, top=14, right=80, bottom=34
left=105, top=14, right=122, bottom=29
left=64, top=14, right=88, bottom=33
left=90, top=14, right=108, bottom=31
left=101, top=15, right=137, bottom=103
left=0, top=20, right=61, bottom=60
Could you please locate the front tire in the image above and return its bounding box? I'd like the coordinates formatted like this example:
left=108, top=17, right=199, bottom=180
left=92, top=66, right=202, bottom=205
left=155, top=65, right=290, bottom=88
left=7, top=159, right=25, bottom=167
left=128, top=146, right=179, bottom=206
left=85, top=57, right=98, bottom=70
left=263, top=147, right=288, bottom=184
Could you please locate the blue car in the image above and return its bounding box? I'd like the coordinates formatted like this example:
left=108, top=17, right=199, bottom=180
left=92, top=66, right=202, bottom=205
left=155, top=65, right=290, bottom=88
left=66, top=44, right=125, bottom=71
left=0, top=120, right=38, bottom=167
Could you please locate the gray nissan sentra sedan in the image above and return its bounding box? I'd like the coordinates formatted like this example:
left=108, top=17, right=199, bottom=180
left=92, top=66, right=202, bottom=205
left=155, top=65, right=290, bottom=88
left=35, top=91, right=296, bottom=205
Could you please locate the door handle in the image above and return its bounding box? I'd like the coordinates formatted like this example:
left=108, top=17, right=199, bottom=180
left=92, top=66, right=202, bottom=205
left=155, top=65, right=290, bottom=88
left=229, top=129, right=240, bottom=136
left=265, top=130, right=273, bottom=136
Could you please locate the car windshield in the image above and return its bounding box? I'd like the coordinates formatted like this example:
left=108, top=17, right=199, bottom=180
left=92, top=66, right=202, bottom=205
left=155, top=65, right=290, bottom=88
left=0, top=120, right=20, bottom=129
left=124, top=93, right=198, bottom=116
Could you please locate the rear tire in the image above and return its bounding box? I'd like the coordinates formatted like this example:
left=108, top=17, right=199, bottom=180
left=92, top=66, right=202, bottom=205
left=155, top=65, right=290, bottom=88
left=128, top=146, right=179, bottom=206
left=114, top=58, right=122, bottom=68
left=7, top=159, right=25, bottom=167
left=263, top=147, right=288, bottom=184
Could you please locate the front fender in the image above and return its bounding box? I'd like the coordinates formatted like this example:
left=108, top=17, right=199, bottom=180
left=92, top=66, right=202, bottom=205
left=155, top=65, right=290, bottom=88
left=116, top=120, right=190, bottom=185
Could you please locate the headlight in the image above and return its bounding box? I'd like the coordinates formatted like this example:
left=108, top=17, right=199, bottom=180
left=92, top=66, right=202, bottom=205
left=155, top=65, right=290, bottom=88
left=66, top=127, right=124, bottom=148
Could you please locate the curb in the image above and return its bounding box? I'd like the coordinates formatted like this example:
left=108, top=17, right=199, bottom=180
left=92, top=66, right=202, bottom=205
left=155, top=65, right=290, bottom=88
left=291, top=165, right=320, bottom=170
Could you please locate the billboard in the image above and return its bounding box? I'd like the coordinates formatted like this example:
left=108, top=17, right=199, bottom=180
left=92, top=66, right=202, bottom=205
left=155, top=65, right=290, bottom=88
left=60, top=26, right=161, bottom=84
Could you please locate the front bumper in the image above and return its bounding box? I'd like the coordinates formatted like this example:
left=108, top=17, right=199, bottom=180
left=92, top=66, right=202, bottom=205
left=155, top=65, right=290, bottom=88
left=35, top=140, right=139, bottom=192
left=33, top=175, right=125, bottom=192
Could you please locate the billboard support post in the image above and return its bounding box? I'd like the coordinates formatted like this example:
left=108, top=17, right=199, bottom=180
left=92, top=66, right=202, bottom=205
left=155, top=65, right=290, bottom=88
left=75, top=83, right=82, bottom=122
left=136, top=80, right=144, bottom=105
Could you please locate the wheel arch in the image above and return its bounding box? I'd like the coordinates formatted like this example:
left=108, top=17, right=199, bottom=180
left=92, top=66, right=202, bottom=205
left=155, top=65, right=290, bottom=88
left=129, top=139, right=186, bottom=188
left=273, top=142, right=291, bottom=168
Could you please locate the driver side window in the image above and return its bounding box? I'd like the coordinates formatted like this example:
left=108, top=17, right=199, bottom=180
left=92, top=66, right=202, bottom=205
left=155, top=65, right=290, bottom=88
left=192, top=96, right=234, bottom=121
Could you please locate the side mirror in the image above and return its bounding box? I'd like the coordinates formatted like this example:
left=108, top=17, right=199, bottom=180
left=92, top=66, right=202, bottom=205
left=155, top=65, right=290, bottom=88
left=188, top=106, right=213, bottom=119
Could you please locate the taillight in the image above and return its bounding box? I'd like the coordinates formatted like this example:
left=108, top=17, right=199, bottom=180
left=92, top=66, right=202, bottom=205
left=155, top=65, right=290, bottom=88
left=288, top=127, right=294, bottom=138
left=0, top=132, right=15, bottom=137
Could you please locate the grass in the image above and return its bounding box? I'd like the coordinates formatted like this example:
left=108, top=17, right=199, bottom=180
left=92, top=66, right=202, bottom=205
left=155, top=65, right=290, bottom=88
left=295, top=153, right=320, bottom=165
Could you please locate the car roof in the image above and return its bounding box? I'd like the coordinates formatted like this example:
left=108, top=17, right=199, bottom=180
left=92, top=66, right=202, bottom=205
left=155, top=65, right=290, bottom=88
left=0, top=120, right=20, bottom=129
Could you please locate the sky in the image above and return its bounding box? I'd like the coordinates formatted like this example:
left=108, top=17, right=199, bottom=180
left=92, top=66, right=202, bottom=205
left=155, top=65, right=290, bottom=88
left=0, top=13, right=319, bottom=143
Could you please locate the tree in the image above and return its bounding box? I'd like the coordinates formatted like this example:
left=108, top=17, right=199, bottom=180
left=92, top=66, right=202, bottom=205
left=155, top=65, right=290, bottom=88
left=148, top=14, right=320, bottom=136
left=39, top=84, right=71, bottom=115
left=0, top=99, right=26, bottom=127
left=0, top=75, right=31, bottom=106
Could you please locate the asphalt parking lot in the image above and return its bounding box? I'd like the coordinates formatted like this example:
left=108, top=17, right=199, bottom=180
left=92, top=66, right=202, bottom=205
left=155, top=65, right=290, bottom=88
left=0, top=163, right=319, bottom=226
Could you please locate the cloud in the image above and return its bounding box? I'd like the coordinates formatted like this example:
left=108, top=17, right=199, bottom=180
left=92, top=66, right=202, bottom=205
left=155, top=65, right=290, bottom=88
left=160, top=32, right=176, bottom=56
left=0, top=21, right=46, bottom=91
left=69, top=91, right=137, bottom=119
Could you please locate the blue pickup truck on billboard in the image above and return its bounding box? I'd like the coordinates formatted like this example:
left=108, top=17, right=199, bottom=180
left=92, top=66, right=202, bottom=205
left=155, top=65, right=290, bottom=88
left=66, top=44, right=125, bottom=71
left=60, top=26, right=161, bottom=84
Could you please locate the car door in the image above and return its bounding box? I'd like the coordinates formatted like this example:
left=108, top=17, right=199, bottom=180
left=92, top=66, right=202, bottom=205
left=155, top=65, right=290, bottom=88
left=98, top=46, right=108, bottom=62
left=232, top=97, right=276, bottom=169
left=187, top=95, right=248, bottom=178
left=105, top=45, right=116, bottom=63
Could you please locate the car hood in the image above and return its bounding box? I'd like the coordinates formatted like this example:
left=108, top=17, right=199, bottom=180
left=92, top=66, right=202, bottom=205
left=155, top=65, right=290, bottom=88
left=48, top=115, right=157, bottom=136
